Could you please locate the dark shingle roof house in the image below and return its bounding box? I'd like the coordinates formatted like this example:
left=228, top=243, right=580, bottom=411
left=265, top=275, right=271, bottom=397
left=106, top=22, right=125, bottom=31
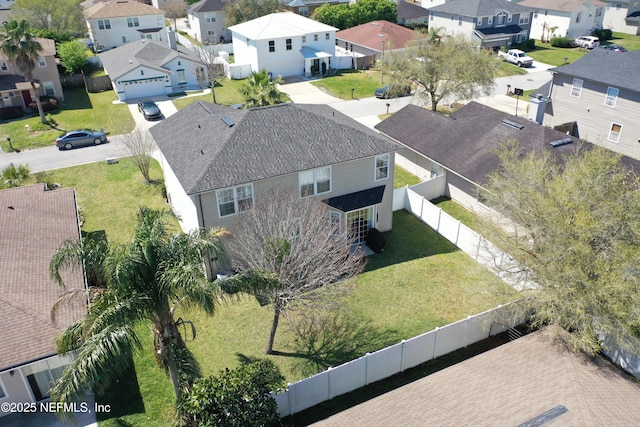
left=548, top=48, right=640, bottom=93
left=0, top=184, right=85, bottom=371
left=397, top=0, right=429, bottom=23
left=188, top=0, right=228, bottom=13
left=150, top=101, right=401, bottom=195
left=428, top=0, right=533, bottom=16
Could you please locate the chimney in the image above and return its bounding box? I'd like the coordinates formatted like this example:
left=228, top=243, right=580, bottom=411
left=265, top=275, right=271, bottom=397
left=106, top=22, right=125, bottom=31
left=167, top=27, right=177, bottom=50
left=527, top=94, right=548, bottom=125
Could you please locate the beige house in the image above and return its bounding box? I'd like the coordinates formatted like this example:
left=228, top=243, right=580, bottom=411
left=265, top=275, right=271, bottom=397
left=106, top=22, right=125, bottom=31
left=0, top=37, right=64, bottom=112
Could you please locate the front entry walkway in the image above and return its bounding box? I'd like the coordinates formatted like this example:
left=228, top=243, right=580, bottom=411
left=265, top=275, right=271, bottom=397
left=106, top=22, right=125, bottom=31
left=278, top=76, right=342, bottom=104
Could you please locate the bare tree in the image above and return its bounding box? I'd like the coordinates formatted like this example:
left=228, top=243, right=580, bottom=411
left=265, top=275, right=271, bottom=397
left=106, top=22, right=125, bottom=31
left=224, top=187, right=366, bottom=354
left=122, top=128, right=156, bottom=183
left=164, top=0, right=188, bottom=31
left=194, top=45, right=229, bottom=104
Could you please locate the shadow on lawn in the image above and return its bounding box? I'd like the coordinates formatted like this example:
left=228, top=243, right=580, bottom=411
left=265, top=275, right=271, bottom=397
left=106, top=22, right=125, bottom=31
left=95, top=361, right=145, bottom=422
left=60, top=88, right=94, bottom=110
left=364, top=210, right=457, bottom=273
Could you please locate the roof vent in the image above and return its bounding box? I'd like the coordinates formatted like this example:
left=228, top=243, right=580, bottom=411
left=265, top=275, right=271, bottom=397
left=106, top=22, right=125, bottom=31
left=221, top=116, right=235, bottom=127
left=550, top=138, right=573, bottom=147
left=502, top=119, right=524, bottom=130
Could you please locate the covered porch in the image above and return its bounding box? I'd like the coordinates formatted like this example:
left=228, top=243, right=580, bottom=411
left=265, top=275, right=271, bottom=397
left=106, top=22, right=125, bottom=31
left=301, top=46, right=332, bottom=78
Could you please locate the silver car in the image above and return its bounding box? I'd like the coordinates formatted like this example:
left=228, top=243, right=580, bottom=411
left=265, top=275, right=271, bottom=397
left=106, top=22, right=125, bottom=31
left=56, top=130, right=107, bottom=150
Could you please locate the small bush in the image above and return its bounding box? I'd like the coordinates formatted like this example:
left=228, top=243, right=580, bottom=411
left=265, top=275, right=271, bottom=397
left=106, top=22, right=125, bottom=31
left=28, top=99, right=58, bottom=112
left=551, top=36, right=573, bottom=48
left=592, top=29, right=613, bottom=40
left=515, top=38, right=535, bottom=50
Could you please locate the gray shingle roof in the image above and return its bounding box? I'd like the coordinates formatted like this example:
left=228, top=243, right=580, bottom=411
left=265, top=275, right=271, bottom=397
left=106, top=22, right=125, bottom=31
left=398, top=0, right=429, bottom=20
left=428, top=0, right=533, bottom=16
left=188, top=0, right=228, bottom=13
left=549, top=47, right=640, bottom=93
left=150, top=102, right=401, bottom=194
left=375, top=102, right=640, bottom=186
left=98, top=38, right=202, bottom=80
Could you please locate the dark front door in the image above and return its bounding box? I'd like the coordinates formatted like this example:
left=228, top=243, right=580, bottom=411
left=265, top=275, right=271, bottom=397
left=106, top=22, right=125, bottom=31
left=21, top=89, right=32, bottom=108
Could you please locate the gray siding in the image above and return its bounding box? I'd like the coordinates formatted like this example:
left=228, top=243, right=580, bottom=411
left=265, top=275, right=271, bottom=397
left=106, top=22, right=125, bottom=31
left=545, top=74, right=640, bottom=159
left=197, top=154, right=395, bottom=233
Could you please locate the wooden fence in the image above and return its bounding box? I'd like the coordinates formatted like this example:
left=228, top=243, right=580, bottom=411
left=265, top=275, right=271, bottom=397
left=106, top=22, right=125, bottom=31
left=60, top=74, right=112, bottom=93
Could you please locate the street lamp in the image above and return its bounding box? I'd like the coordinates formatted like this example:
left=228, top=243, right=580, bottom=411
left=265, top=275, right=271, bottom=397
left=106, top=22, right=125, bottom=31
left=386, top=103, right=390, bottom=114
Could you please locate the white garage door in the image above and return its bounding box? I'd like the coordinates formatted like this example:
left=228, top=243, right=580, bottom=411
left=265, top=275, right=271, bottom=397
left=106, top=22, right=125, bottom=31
left=124, top=78, right=166, bottom=100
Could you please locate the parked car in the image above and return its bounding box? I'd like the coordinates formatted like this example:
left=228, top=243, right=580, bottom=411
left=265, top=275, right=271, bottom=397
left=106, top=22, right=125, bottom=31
left=600, top=44, right=627, bottom=52
left=56, top=130, right=107, bottom=150
left=374, top=83, right=412, bottom=99
left=498, top=49, right=534, bottom=67
left=574, top=36, right=600, bottom=49
left=137, top=99, right=163, bottom=120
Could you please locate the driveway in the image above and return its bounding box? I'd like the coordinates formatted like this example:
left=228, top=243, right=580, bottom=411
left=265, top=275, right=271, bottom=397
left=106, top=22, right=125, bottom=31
left=126, top=96, right=178, bottom=131
left=278, top=76, right=342, bottom=104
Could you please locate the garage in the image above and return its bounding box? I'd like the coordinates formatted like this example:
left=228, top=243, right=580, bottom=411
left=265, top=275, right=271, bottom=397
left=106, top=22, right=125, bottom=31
left=121, top=77, right=167, bottom=101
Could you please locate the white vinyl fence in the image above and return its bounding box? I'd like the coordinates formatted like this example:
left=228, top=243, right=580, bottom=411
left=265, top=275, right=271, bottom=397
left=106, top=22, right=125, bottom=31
left=273, top=305, right=517, bottom=416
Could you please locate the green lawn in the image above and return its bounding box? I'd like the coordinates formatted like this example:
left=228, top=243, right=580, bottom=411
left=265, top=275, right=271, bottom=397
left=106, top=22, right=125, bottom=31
left=311, top=69, right=383, bottom=99
left=432, top=197, right=482, bottom=233
left=171, top=78, right=247, bottom=110
left=0, top=89, right=134, bottom=152
left=525, top=43, right=586, bottom=66
left=394, top=165, right=421, bottom=188
left=32, top=160, right=516, bottom=424
left=495, top=60, right=529, bottom=77
left=606, top=31, right=640, bottom=51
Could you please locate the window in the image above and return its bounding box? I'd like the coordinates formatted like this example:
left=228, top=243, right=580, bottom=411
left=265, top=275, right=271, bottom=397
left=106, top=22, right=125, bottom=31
left=430, top=163, right=440, bottom=179
left=570, top=78, right=583, bottom=97
left=43, top=81, right=55, bottom=97
left=325, top=33, right=329, bottom=40
left=576, top=12, right=582, bottom=23
left=299, top=6, right=309, bottom=16
left=302, top=35, right=306, bottom=43
left=596, top=7, right=602, bottom=16
left=98, top=19, right=111, bottom=30
left=0, top=61, right=7, bottom=71
left=286, top=38, right=292, bottom=50
left=122, top=36, right=127, bottom=43
left=496, top=13, right=506, bottom=26
left=177, top=69, right=186, bottom=83
left=37, top=57, right=46, bottom=67
left=205, top=14, right=216, bottom=23
left=216, top=184, right=253, bottom=217
left=207, top=30, right=215, bottom=37
left=375, top=154, right=389, bottom=181
left=127, top=17, right=140, bottom=27
left=519, top=15, right=529, bottom=25
left=314, top=34, right=318, bottom=41
left=347, top=207, right=373, bottom=243
left=458, top=16, right=462, bottom=26
left=616, top=3, right=622, bottom=10
left=269, top=40, right=275, bottom=52
left=329, top=211, right=341, bottom=234
left=608, top=123, right=622, bottom=143
left=299, top=166, right=331, bottom=197
left=605, top=86, right=619, bottom=107
left=430, top=14, right=434, bottom=21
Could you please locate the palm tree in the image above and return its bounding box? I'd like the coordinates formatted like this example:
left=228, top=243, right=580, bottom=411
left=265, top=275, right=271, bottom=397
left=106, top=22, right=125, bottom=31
left=239, top=70, right=286, bottom=108
left=0, top=20, right=46, bottom=123
left=49, top=207, right=229, bottom=404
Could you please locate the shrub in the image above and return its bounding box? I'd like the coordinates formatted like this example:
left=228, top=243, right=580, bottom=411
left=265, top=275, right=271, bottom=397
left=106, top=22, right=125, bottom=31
left=551, top=36, right=573, bottom=48
left=28, top=99, right=58, bottom=112
left=592, top=29, right=613, bottom=40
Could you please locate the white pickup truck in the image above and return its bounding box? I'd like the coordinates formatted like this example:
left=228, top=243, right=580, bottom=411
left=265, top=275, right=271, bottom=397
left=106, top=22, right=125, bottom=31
left=498, top=49, right=534, bottom=67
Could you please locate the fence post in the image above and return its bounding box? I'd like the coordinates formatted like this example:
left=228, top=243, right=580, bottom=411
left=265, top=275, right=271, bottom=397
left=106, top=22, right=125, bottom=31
left=327, top=366, right=333, bottom=399
left=464, top=315, right=471, bottom=347
left=432, top=327, right=439, bottom=360
left=455, top=220, right=461, bottom=246
left=287, top=382, right=292, bottom=417
left=364, top=352, right=370, bottom=385
left=436, top=207, right=442, bottom=232
left=400, top=339, right=406, bottom=372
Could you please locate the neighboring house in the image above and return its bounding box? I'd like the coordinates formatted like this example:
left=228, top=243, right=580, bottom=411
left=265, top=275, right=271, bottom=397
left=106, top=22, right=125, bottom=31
left=519, top=0, right=606, bottom=40
left=99, top=34, right=206, bottom=101
left=397, top=0, right=430, bottom=26
left=84, top=0, right=167, bottom=52
left=336, top=20, right=419, bottom=60
left=186, top=0, right=231, bottom=44
left=0, top=37, right=64, bottom=109
left=229, top=12, right=338, bottom=78
left=375, top=102, right=640, bottom=213
left=542, top=48, right=640, bottom=160
left=287, top=0, right=350, bottom=17
left=428, top=0, right=534, bottom=49
left=0, top=0, right=14, bottom=8
left=0, top=184, right=85, bottom=416
left=602, top=0, right=640, bottom=34
left=149, top=101, right=401, bottom=273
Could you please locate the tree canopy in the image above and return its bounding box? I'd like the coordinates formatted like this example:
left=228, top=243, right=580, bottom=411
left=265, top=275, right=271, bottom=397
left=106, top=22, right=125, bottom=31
left=313, top=0, right=397, bottom=30
left=225, top=0, right=285, bottom=27
left=482, top=142, right=640, bottom=355
left=57, top=40, right=88, bottom=75
left=239, top=70, right=286, bottom=108
left=383, top=33, right=497, bottom=111
left=13, top=0, right=85, bottom=39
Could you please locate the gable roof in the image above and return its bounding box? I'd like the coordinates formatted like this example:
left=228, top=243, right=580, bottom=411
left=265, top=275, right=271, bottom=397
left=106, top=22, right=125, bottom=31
left=549, top=48, right=640, bottom=93
left=188, top=0, right=228, bottom=13
left=98, top=38, right=202, bottom=80
left=375, top=102, right=640, bottom=186
left=228, top=12, right=337, bottom=40
left=429, top=0, right=533, bottom=16
left=336, top=21, right=419, bottom=51
left=518, top=0, right=606, bottom=12
left=287, top=0, right=350, bottom=6
left=150, top=101, right=401, bottom=195
left=84, top=0, right=163, bottom=19
left=398, top=0, right=430, bottom=20
left=0, top=184, right=85, bottom=371
left=0, top=37, right=55, bottom=61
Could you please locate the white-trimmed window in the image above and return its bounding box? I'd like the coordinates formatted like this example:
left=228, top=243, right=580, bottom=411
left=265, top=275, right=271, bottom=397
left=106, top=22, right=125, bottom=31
left=604, top=86, right=619, bottom=107
left=0, top=61, right=7, bottom=71
left=608, top=123, right=622, bottom=143
left=177, top=69, right=186, bottom=83
left=299, top=6, right=309, bottom=16
left=375, top=154, right=389, bottom=181
left=314, top=34, right=318, bottom=41
left=496, top=13, right=506, bottom=26
left=205, top=14, right=216, bottom=23
left=98, top=19, right=111, bottom=30
left=216, top=184, right=253, bottom=217
left=43, top=81, right=55, bottom=97
left=329, top=211, right=341, bottom=234
left=37, top=57, right=46, bottom=67
left=286, top=38, right=292, bottom=50
left=519, top=15, right=529, bottom=24
left=325, top=33, right=330, bottom=40
left=570, top=78, right=583, bottom=97
left=268, top=40, right=275, bottom=52
left=299, top=166, right=331, bottom=197
left=127, top=17, right=140, bottom=27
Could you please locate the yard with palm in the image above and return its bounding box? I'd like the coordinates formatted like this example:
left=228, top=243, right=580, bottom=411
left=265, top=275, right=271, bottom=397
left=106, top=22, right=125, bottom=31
left=33, top=160, right=516, bottom=425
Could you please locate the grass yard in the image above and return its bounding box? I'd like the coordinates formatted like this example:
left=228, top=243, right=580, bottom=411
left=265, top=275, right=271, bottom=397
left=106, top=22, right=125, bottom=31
left=311, top=69, right=383, bottom=99
left=0, top=89, right=134, bottom=152
left=525, top=43, right=586, bottom=66
left=494, top=60, right=529, bottom=77
left=394, top=165, right=421, bottom=188
left=171, top=78, right=246, bottom=110
left=432, top=197, right=482, bottom=233
left=608, top=31, right=640, bottom=51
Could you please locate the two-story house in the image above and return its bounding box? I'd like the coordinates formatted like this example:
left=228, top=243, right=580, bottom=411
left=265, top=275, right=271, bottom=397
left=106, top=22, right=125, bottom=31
left=185, top=0, right=231, bottom=44
left=0, top=37, right=64, bottom=112
left=519, top=0, right=606, bottom=40
left=542, top=48, right=640, bottom=159
left=601, top=0, right=640, bottom=34
left=428, top=0, right=534, bottom=49
left=149, top=101, right=401, bottom=274
left=229, top=12, right=338, bottom=78
left=84, top=0, right=167, bottom=52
